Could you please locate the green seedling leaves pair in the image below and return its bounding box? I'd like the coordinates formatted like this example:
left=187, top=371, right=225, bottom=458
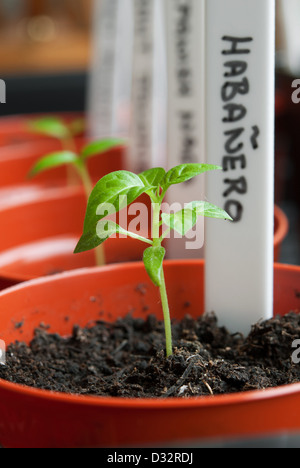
left=139, top=163, right=221, bottom=195
left=28, top=139, right=124, bottom=179
left=28, top=116, right=85, bottom=140
left=75, top=164, right=231, bottom=253
left=75, top=163, right=232, bottom=357
left=28, top=115, right=124, bottom=181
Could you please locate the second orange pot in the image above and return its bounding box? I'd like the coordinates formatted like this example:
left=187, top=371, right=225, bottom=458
left=0, top=197, right=289, bottom=290
left=0, top=187, right=147, bottom=289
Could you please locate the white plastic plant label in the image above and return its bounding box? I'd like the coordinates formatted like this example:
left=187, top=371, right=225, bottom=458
left=127, top=0, right=155, bottom=173
left=278, top=0, right=300, bottom=76
left=151, top=0, right=167, bottom=170
left=205, top=0, right=275, bottom=335
left=164, top=0, right=206, bottom=259
left=87, top=0, right=133, bottom=139
left=127, top=0, right=167, bottom=173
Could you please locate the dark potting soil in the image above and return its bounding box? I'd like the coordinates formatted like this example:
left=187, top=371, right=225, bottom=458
left=0, top=312, right=300, bottom=398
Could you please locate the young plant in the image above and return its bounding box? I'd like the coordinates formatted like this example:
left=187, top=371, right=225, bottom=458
left=28, top=115, right=85, bottom=153
left=28, top=115, right=87, bottom=187
left=74, top=164, right=232, bottom=358
left=28, top=116, right=123, bottom=266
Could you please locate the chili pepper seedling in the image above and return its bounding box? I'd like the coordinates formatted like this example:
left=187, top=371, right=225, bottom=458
left=28, top=116, right=123, bottom=266
left=74, top=164, right=232, bottom=358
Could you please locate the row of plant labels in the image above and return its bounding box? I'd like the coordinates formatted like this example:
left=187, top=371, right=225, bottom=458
left=88, top=0, right=275, bottom=335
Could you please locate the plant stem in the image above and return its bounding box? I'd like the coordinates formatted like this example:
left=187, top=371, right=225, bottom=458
left=76, top=162, right=106, bottom=267
left=62, top=135, right=81, bottom=186
left=152, top=203, right=161, bottom=243
left=159, top=270, right=173, bottom=358
left=63, top=130, right=106, bottom=266
left=78, top=164, right=94, bottom=200
left=152, top=200, right=173, bottom=357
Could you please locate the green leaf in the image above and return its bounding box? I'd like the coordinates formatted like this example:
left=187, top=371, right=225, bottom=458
left=83, top=171, right=153, bottom=235
left=80, top=138, right=125, bottom=160
left=186, top=201, right=233, bottom=221
left=161, top=209, right=198, bottom=236
left=96, top=221, right=152, bottom=246
left=74, top=230, right=104, bottom=254
left=27, top=117, right=70, bottom=140
left=143, top=246, right=166, bottom=287
left=161, top=201, right=232, bottom=236
left=75, top=220, right=123, bottom=253
left=139, top=167, right=166, bottom=189
left=75, top=220, right=152, bottom=254
left=162, top=164, right=222, bottom=189
left=28, top=151, right=79, bottom=178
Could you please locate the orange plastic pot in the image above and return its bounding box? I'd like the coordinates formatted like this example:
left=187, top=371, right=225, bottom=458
left=0, top=260, right=299, bottom=448
left=0, top=196, right=287, bottom=290
left=0, top=137, right=125, bottom=209
left=0, top=198, right=289, bottom=290
left=0, top=187, right=147, bottom=290
left=274, top=205, right=289, bottom=262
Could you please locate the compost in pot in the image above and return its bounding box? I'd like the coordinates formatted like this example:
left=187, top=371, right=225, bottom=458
left=1, top=311, right=300, bottom=398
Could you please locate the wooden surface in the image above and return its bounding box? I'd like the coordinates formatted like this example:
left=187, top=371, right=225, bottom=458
left=0, top=1, right=93, bottom=75
left=0, top=27, right=91, bottom=74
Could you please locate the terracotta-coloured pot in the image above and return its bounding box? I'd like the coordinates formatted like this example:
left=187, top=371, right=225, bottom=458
left=0, top=197, right=289, bottom=290
left=0, top=187, right=147, bottom=290
left=0, top=195, right=288, bottom=290
left=0, top=137, right=125, bottom=208
left=0, top=260, right=299, bottom=448
left=274, top=204, right=289, bottom=262
left=0, top=113, right=124, bottom=195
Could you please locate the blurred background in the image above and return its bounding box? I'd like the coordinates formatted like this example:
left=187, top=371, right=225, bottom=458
left=0, top=0, right=299, bottom=264
left=0, top=0, right=92, bottom=114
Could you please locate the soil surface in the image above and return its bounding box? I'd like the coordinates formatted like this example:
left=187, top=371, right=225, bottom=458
left=1, top=312, right=300, bottom=398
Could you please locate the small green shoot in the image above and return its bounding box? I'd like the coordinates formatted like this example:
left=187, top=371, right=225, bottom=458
left=74, top=164, right=232, bottom=358
left=28, top=116, right=86, bottom=186
left=27, top=116, right=124, bottom=266
left=27, top=116, right=85, bottom=152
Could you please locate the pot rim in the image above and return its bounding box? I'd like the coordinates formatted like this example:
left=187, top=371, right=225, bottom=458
left=0, top=259, right=299, bottom=409
left=0, top=185, right=85, bottom=282
left=0, top=202, right=289, bottom=285
left=274, top=205, right=289, bottom=248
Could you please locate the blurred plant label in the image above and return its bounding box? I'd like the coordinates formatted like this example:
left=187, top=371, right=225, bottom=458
left=0, top=340, right=5, bottom=366
left=88, top=0, right=133, bottom=139
left=205, top=0, right=275, bottom=334
left=127, top=0, right=167, bottom=173
left=278, top=0, right=300, bottom=76
left=164, top=0, right=206, bottom=258
left=128, top=0, right=155, bottom=173
left=0, top=80, right=6, bottom=104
